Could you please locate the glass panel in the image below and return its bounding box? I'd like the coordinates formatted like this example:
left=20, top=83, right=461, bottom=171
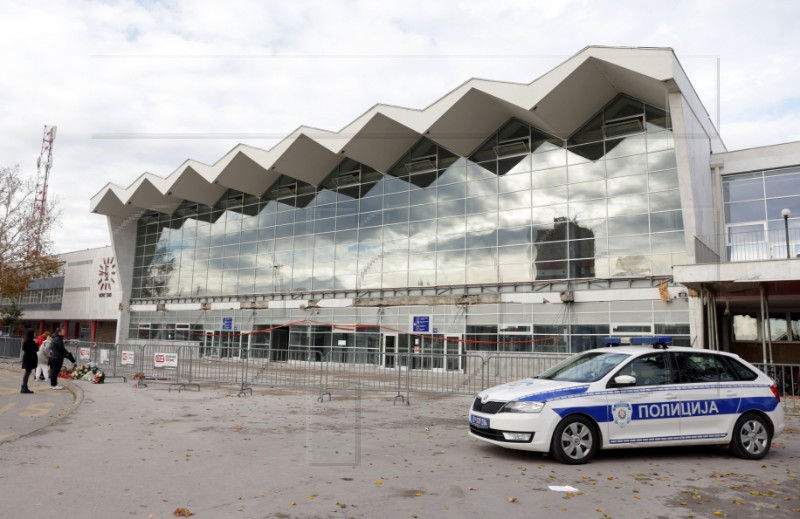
left=605, top=134, right=646, bottom=159
left=650, top=210, right=683, bottom=232
left=383, top=208, right=409, bottom=225
left=608, top=214, right=649, bottom=236
left=467, top=195, right=498, bottom=214
left=569, top=180, right=606, bottom=200
left=647, top=149, right=677, bottom=172
left=568, top=199, right=605, bottom=220
left=436, top=199, right=464, bottom=218
left=723, top=174, right=764, bottom=202
left=531, top=150, right=566, bottom=171
left=646, top=131, right=674, bottom=151
left=466, top=247, right=497, bottom=266
left=437, top=183, right=465, bottom=201
left=570, top=238, right=596, bottom=259
left=765, top=169, right=800, bottom=197
left=467, top=212, right=497, bottom=232
left=499, top=191, right=531, bottom=210
left=649, top=190, right=681, bottom=212
left=649, top=169, right=678, bottom=191
left=500, top=263, right=532, bottom=282
left=568, top=161, right=605, bottom=183
left=607, top=174, right=647, bottom=196
left=499, top=226, right=531, bottom=245
left=651, top=231, right=685, bottom=253
left=766, top=196, right=800, bottom=220
left=467, top=229, right=497, bottom=248
left=531, top=185, right=568, bottom=206
left=534, top=261, right=567, bottom=280
left=768, top=314, right=789, bottom=341
left=724, top=200, right=765, bottom=223
left=499, top=172, right=531, bottom=193
left=607, top=194, right=647, bottom=217
left=606, top=154, right=647, bottom=178
left=732, top=314, right=759, bottom=341
left=498, top=208, right=531, bottom=228
left=467, top=265, right=498, bottom=284
left=466, top=177, right=497, bottom=197
left=499, top=244, right=531, bottom=264
left=532, top=167, right=567, bottom=188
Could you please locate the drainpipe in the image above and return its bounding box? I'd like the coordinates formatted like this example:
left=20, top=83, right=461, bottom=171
left=759, top=285, right=768, bottom=364
left=763, top=289, right=773, bottom=364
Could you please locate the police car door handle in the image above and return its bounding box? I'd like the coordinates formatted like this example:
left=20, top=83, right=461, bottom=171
left=663, top=392, right=678, bottom=400
left=724, top=389, right=737, bottom=397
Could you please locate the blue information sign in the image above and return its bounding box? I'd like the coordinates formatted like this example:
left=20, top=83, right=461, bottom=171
left=222, top=317, right=233, bottom=331
left=412, top=316, right=430, bottom=333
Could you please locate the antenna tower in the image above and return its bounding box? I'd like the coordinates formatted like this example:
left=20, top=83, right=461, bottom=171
left=33, top=125, right=57, bottom=219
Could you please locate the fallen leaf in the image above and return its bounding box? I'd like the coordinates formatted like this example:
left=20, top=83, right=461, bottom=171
left=173, top=508, right=193, bottom=517
left=507, top=497, right=517, bottom=503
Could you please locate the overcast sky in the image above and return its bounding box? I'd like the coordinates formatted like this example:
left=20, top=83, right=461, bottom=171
left=1, top=0, right=798, bottom=254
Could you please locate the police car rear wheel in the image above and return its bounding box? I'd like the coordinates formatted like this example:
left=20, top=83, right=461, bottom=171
left=730, top=413, right=771, bottom=460
left=551, top=415, right=597, bottom=465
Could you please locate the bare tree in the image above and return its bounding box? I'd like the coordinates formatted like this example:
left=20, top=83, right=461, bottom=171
left=0, top=164, right=61, bottom=304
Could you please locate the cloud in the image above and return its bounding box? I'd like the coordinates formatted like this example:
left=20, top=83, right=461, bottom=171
left=0, top=0, right=798, bottom=252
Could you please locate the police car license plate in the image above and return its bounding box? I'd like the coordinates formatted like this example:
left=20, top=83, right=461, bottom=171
left=470, top=414, right=490, bottom=429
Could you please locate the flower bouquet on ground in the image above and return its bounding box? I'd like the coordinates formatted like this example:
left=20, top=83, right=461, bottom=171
left=58, top=367, right=73, bottom=379
left=70, top=363, right=105, bottom=383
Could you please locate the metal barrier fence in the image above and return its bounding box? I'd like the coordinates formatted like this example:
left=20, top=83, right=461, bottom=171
left=756, top=363, right=800, bottom=416
left=0, top=336, right=22, bottom=359
left=3, top=340, right=797, bottom=415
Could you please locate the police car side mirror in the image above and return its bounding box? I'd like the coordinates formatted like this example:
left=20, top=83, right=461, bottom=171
left=612, top=375, right=637, bottom=387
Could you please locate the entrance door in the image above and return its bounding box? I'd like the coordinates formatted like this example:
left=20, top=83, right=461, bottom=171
left=218, top=330, right=238, bottom=358
left=382, top=333, right=398, bottom=368
left=445, top=335, right=463, bottom=372
left=270, top=327, right=289, bottom=362
left=427, top=334, right=445, bottom=371
left=202, top=330, right=215, bottom=358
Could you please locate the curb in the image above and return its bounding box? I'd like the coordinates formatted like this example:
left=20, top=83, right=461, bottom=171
left=0, top=365, right=84, bottom=445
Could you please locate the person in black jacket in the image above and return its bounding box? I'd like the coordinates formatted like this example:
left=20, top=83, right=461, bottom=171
left=48, top=328, right=74, bottom=390
left=20, top=329, right=38, bottom=394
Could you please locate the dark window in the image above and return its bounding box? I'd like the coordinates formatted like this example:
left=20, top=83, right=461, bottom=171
left=722, top=357, right=758, bottom=381
left=674, top=352, right=734, bottom=383
left=616, top=353, right=671, bottom=386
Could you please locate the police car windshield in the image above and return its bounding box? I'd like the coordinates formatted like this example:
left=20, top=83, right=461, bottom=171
left=538, top=351, right=630, bottom=382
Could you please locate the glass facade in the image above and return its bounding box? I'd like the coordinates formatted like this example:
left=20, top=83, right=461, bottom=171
left=127, top=299, right=691, bottom=351
left=131, top=96, right=683, bottom=299
left=722, top=166, right=800, bottom=260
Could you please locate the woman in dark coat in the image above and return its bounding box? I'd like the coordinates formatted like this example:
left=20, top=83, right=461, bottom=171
left=21, top=329, right=38, bottom=394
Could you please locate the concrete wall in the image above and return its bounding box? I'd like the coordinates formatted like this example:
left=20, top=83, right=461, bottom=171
left=24, top=246, right=119, bottom=322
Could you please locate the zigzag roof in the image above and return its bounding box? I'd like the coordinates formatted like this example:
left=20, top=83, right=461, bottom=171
left=90, top=46, right=720, bottom=218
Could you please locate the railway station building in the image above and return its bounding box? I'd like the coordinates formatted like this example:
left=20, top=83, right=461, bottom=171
left=89, top=46, right=800, bottom=367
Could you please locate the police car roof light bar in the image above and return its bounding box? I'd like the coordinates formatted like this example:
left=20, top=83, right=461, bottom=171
left=602, top=337, right=672, bottom=349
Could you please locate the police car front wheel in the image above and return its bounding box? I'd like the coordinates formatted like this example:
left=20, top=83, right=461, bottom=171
left=551, top=415, right=598, bottom=465
left=730, top=413, right=772, bottom=460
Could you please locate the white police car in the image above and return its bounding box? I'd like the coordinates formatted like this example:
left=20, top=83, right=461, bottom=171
left=469, top=339, right=785, bottom=464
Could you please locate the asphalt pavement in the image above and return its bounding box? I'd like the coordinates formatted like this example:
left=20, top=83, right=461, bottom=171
left=0, top=361, right=80, bottom=444
left=0, top=361, right=798, bottom=519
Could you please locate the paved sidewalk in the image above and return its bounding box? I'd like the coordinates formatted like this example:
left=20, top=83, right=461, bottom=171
left=0, top=369, right=798, bottom=518
left=0, top=363, right=80, bottom=444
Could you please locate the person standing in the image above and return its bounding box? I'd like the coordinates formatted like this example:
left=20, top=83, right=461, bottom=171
left=20, top=329, right=38, bottom=394
left=48, top=328, right=74, bottom=390
left=35, top=331, right=51, bottom=381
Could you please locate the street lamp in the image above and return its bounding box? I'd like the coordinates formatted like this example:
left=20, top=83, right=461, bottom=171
left=781, top=208, right=791, bottom=259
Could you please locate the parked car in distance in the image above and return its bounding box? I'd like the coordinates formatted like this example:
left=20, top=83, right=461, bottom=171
left=469, top=340, right=785, bottom=464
